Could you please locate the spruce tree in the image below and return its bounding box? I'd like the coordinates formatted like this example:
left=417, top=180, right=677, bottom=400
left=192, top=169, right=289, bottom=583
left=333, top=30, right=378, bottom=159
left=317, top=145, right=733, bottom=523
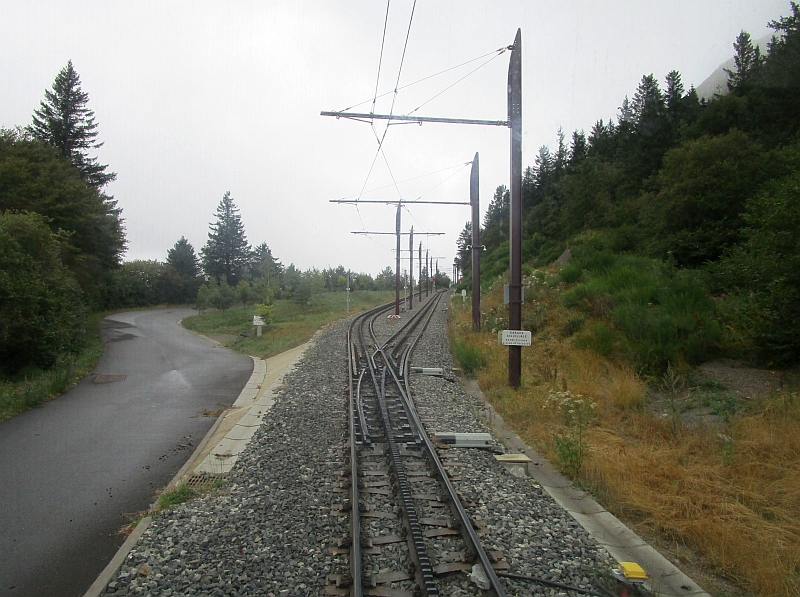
left=568, top=131, right=587, bottom=166
left=664, top=70, right=685, bottom=112
left=201, top=192, right=251, bottom=285
left=31, top=60, right=115, bottom=188
left=251, top=242, right=283, bottom=283
left=725, top=31, right=764, bottom=92
left=167, top=236, right=201, bottom=278
left=631, top=74, right=664, bottom=135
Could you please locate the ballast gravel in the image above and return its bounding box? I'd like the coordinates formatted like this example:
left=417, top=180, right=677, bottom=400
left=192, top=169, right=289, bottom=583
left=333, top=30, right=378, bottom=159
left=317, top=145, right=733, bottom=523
left=104, top=296, right=614, bottom=596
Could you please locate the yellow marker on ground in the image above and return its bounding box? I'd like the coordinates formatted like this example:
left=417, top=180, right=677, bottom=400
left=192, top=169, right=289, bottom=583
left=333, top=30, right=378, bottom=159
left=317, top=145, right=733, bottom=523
left=617, top=561, right=647, bottom=582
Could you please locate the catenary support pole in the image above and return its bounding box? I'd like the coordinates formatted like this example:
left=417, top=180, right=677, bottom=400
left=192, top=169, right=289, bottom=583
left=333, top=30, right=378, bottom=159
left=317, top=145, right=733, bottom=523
left=471, top=152, right=481, bottom=332
left=409, top=227, right=414, bottom=310
left=419, top=243, right=423, bottom=302
left=395, top=204, right=401, bottom=316
left=426, top=250, right=430, bottom=297
left=508, top=29, right=523, bottom=388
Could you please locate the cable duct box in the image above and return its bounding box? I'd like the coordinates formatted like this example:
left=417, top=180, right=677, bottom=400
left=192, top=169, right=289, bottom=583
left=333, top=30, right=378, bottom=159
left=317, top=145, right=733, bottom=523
left=410, top=367, right=444, bottom=376
left=434, top=432, right=494, bottom=448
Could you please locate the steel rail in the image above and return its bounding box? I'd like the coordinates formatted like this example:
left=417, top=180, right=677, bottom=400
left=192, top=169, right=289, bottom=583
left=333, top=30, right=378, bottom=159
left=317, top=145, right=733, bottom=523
left=360, top=306, right=440, bottom=595
left=345, top=299, right=395, bottom=596
left=354, top=369, right=370, bottom=444
left=378, top=292, right=508, bottom=597
left=377, top=368, right=439, bottom=595
left=345, top=326, right=363, bottom=597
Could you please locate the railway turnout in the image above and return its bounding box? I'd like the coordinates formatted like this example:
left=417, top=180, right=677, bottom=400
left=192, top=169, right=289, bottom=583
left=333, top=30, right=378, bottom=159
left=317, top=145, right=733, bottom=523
left=328, top=293, right=508, bottom=597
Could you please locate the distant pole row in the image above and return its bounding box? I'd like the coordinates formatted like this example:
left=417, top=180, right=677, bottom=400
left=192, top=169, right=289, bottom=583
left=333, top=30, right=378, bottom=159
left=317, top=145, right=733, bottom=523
left=324, top=28, right=523, bottom=388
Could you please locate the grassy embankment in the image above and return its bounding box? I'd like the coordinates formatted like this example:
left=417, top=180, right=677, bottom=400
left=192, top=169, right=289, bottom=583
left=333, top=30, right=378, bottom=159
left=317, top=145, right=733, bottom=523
left=0, top=311, right=106, bottom=421
left=450, top=249, right=799, bottom=597
left=182, top=290, right=395, bottom=359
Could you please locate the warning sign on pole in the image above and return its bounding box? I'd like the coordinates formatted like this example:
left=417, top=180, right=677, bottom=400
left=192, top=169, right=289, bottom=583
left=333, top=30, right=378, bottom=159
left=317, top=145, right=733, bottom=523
left=498, top=330, right=531, bottom=346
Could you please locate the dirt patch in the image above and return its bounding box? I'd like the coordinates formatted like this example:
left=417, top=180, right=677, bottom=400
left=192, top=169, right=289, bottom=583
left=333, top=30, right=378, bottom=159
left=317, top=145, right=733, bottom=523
left=697, top=359, right=782, bottom=400
left=647, top=360, right=785, bottom=428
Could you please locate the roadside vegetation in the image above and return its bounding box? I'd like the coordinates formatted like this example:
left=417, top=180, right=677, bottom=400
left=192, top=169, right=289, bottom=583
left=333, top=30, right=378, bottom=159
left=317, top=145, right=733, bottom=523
left=183, top=290, right=395, bottom=359
left=451, top=273, right=799, bottom=597
left=450, top=8, right=800, bottom=595
left=0, top=60, right=412, bottom=420
left=0, top=311, right=105, bottom=421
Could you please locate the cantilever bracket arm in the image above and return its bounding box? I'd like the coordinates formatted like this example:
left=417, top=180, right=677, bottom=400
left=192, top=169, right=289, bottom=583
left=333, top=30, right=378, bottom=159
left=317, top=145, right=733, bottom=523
left=321, top=111, right=509, bottom=128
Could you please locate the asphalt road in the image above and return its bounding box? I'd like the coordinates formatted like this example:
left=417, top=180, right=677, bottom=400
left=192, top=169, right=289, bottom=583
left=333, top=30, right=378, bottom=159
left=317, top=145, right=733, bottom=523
left=0, top=308, right=254, bottom=597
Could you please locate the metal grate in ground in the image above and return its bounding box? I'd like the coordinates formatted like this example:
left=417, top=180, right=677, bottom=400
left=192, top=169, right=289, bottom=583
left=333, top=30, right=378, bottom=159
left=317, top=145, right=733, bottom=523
left=183, top=472, right=226, bottom=490
left=94, top=374, right=127, bottom=383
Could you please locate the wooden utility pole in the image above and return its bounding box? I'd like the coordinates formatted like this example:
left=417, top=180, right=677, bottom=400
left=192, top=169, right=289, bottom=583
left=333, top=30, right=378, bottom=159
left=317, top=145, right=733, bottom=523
left=470, top=152, right=481, bottom=332
left=508, top=29, right=523, bottom=388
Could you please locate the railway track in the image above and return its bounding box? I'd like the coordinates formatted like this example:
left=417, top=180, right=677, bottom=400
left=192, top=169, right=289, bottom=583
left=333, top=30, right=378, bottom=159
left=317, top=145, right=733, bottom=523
left=327, top=293, right=509, bottom=597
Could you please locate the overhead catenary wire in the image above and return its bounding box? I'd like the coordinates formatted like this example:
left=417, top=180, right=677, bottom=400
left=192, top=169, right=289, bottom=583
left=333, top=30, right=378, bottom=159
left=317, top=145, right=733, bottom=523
left=371, top=0, right=392, bottom=114
left=336, top=1, right=479, bottom=270
left=369, top=0, right=418, bottom=204
left=335, top=161, right=472, bottom=201
left=337, top=45, right=511, bottom=114
left=407, top=49, right=507, bottom=115
left=387, top=0, right=417, bottom=118
left=356, top=0, right=393, bottom=203
left=408, top=160, right=472, bottom=202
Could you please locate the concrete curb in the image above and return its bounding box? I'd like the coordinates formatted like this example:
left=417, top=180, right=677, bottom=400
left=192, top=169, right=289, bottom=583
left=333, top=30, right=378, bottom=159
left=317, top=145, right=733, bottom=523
left=82, top=355, right=267, bottom=597
left=83, top=515, right=153, bottom=597
left=463, top=379, right=711, bottom=597
left=193, top=344, right=310, bottom=475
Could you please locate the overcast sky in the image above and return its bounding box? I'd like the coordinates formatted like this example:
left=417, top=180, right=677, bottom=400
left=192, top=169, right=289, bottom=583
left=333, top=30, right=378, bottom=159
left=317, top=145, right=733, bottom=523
left=1, top=1, right=789, bottom=277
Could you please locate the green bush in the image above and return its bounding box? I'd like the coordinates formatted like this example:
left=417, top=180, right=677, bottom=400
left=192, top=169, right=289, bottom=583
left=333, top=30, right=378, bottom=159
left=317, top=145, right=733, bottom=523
left=452, top=339, right=486, bottom=375
left=559, top=262, right=583, bottom=284
left=562, top=245, right=720, bottom=373
left=574, top=323, right=619, bottom=357
left=561, top=316, right=584, bottom=337
left=716, top=168, right=800, bottom=364
left=0, top=212, right=87, bottom=373
left=255, top=303, right=274, bottom=326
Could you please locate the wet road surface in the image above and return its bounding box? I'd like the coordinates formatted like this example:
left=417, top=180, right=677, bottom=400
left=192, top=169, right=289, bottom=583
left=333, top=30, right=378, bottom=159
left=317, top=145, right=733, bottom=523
left=0, top=308, right=254, bottom=597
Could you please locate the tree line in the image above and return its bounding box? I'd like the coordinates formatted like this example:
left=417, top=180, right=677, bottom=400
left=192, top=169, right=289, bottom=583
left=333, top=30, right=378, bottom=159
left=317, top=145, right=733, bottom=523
left=112, top=190, right=401, bottom=311
left=457, top=4, right=800, bottom=364
left=0, top=60, right=394, bottom=376
left=1, top=60, right=123, bottom=374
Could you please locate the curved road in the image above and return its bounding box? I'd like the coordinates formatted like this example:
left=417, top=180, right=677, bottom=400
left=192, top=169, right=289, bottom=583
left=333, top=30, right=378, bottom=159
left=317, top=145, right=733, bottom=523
left=0, top=309, right=254, bottom=597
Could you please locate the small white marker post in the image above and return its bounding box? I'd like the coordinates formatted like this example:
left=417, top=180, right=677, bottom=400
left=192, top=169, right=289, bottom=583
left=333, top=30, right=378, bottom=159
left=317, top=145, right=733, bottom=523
left=253, top=315, right=265, bottom=338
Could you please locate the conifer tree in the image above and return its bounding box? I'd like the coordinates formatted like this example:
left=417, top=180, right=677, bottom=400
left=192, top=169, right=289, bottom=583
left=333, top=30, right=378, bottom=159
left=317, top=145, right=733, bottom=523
left=568, top=131, right=587, bottom=166
left=533, top=145, right=554, bottom=187
left=664, top=70, right=685, bottom=112
left=631, top=74, right=664, bottom=135
left=167, top=236, right=201, bottom=278
left=456, top=222, right=473, bottom=278
left=251, top=242, right=283, bottom=283
left=725, top=31, right=764, bottom=91
left=201, top=192, right=251, bottom=285
left=31, top=60, right=115, bottom=188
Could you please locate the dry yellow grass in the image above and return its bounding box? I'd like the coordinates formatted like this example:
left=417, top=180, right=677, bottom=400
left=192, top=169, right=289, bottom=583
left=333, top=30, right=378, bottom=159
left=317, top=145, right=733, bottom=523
left=450, top=280, right=800, bottom=597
